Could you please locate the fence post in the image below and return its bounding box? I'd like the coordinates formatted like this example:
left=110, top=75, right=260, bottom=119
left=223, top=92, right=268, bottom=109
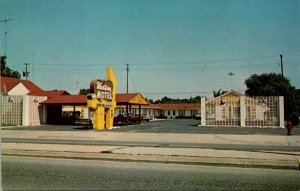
left=43, top=104, right=47, bottom=125
left=240, top=96, right=246, bottom=127
left=279, top=96, right=284, bottom=128
left=0, top=97, right=2, bottom=126
left=200, top=97, right=206, bottom=126
left=22, top=95, right=29, bottom=126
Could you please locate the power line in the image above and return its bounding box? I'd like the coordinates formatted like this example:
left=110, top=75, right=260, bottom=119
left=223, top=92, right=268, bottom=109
left=143, top=90, right=246, bottom=96
left=126, top=55, right=278, bottom=66
left=129, top=70, right=139, bottom=93
left=27, top=62, right=124, bottom=67
left=18, top=55, right=277, bottom=68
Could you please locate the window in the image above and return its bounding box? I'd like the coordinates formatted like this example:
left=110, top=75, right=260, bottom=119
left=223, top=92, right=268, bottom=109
left=179, top=110, right=185, bottom=116
left=233, top=107, right=240, bottom=118
left=191, top=110, right=197, bottom=116
left=173, top=111, right=176, bottom=115
left=168, top=111, right=170, bottom=116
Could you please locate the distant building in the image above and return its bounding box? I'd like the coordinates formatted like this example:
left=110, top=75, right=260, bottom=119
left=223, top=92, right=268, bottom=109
left=122, top=103, right=201, bottom=119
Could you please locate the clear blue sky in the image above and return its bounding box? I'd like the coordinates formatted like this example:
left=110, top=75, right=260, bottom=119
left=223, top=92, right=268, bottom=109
left=1, top=0, right=299, bottom=99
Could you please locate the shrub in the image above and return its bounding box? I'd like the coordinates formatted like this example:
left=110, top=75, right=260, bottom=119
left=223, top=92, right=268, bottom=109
left=289, top=112, right=299, bottom=126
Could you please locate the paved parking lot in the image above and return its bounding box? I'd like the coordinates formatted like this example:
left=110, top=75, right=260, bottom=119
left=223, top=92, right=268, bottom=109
left=2, top=119, right=298, bottom=136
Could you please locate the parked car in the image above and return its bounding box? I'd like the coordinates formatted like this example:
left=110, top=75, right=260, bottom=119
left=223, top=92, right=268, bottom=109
left=114, top=113, right=142, bottom=125
left=141, top=114, right=153, bottom=122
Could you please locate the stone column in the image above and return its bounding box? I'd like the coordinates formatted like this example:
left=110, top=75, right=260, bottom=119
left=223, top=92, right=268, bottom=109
left=200, top=97, right=206, bottom=126
left=22, top=95, right=29, bottom=126
left=279, top=96, right=284, bottom=128
left=240, top=96, right=246, bottom=127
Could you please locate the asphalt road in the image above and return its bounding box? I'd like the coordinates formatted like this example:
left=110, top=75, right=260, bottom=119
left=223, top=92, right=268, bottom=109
left=2, top=156, right=300, bottom=191
left=2, top=119, right=299, bottom=135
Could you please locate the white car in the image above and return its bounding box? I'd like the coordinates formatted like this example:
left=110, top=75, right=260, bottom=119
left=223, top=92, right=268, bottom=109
left=141, top=114, right=154, bottom=121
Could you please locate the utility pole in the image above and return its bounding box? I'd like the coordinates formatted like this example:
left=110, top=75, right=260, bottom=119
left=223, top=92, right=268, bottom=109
left=23, top=63, right=30, bottom=80
left=126, top=64, right=129, bottom=94
left=0, top=19, right=14, bottom=56
left=280, top=54, right=284, bottom=81
left=125, top=63, right=130, bottom=126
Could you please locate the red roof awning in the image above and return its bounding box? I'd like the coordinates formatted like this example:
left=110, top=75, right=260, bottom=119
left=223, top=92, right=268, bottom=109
left=42, top=93, right=150, bottom=106
left=116, top=93, right=139, bottom=104
left=42, top=95, right=87, bottom=105
left=28, top=90, right=69, bottom=98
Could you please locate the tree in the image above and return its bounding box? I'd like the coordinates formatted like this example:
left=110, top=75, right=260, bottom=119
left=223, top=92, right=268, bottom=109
left=160, top=96, right=172, bottom=104
left=213, top=89, right=228, bottom=97
left=0, top=56, right=5, bottom=75
left=79, top=88, right=90, bottom=95
left=147, top=98, right=154, bottom=104
left=0, top=56, right=21, bottom=79
left=153, top=96, right=202, bottom=104
left=245, top=73, right=299, bottom=124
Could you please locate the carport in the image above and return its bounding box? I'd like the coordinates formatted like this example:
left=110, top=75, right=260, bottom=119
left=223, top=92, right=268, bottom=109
left=116, top=93, right=150, bottom=125
left=42, top=95, right=87, bottom=125
left=42, top=93, right=149, bottom=125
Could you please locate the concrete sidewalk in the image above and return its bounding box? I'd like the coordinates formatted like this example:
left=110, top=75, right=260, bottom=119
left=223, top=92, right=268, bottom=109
left=2, top=130, right=300, bottom=170
left=2, top=130, right=300, bottom=146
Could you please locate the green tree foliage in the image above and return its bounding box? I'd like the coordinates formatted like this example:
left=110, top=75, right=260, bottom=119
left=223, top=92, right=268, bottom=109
left=79, top=88, right=90, bottom=95
left=147, top=98, right=154, bottom=104
left=213, top=89, right=228, bottom=97
left=153, top=96, right=202, bottom=104
left=245, top=73, right=299, bottom=125
left=0, top=56, right=21, bottom=79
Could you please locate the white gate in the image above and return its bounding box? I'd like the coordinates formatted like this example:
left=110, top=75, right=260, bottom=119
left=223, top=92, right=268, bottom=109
left=205, top=96, right=240, bottom=126
left=245, top=96, right=279, bottom=127
left=201, top=94, right=284, bottom=128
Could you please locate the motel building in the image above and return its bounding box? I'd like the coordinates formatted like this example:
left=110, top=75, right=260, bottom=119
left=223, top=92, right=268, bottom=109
left=1, top=76, right=284, bottom=128
left=0, top=77, right=201, bottom=126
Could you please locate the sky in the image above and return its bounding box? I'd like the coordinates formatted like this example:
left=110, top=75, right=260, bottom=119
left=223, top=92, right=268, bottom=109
left=1, top=0, right=299, bottom=100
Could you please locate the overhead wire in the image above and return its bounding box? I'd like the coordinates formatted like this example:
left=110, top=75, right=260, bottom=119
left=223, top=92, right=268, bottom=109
left=11, top=54, right=278, bottom=68
left=143, top=90, right=245, bottom=96
left=8, top=55, right=284, bottom=96
left=129, top=70, right=139, bottom=93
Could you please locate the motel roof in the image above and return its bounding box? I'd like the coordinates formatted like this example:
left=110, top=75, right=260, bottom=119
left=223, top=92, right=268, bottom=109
left=28, top=90, right=69, bottom=98
left=150, top=103, right=201, bottom=109
left=42, top=95, right=88, bottom=105
left=42, top=93, right=150, bottom=106
left=116, top=93, right=149, bottom=105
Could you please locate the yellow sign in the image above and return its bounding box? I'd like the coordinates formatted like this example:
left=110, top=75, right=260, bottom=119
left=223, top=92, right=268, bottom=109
left=87, top=66, right=117, bottom=130
left=90, top=80, right=113, bottom=101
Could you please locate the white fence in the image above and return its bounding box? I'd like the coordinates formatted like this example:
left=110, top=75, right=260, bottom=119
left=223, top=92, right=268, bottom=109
left=0, top=95, right=47, bottom=126
left=200, top=96, right=284, bottom=128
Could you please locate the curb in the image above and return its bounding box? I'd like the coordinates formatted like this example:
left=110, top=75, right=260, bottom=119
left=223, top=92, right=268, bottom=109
left=2, top=149, right=298, bottom=170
